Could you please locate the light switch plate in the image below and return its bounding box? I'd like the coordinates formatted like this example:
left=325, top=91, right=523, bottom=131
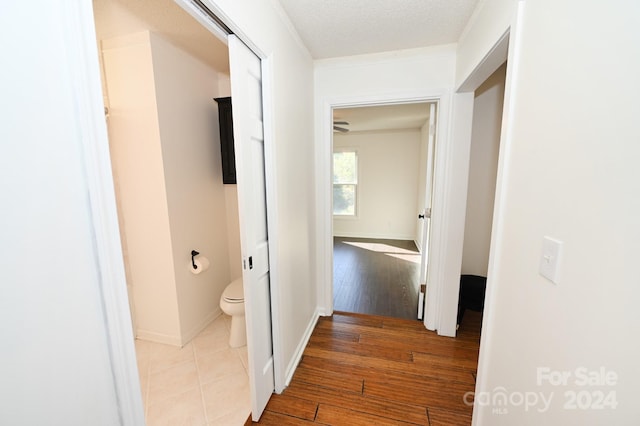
left=539, top=236, right=563, bottom=284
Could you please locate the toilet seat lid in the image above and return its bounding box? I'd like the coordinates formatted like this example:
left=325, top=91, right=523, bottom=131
left=223, top=278, right=244, bottom=302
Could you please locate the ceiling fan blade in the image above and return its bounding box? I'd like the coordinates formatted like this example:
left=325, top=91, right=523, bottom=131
left=333, top=126, right=349, bottom=133
left=333, top=121, right=349, bottom=125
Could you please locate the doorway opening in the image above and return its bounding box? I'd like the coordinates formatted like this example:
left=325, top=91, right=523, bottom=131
left=458, top=62, right=507, bottom=332
left=92, top=0, right=277, bottom=422
left=330, top=102, right=436, bottom=320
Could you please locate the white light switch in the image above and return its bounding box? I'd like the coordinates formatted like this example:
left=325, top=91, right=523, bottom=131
left=539, top=236, right=563, bottom=284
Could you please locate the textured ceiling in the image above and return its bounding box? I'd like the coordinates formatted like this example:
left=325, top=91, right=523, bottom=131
left=92, top=0, right=480, bottom=70
left=92, top=0, right=229, bottom=73
left=334, top=103, right=432, bottom=133
left=278, top=0, right=480, bottom=59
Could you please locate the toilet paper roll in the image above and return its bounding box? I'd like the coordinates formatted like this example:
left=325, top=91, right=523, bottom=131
left=189, top=255, right=210, bottom=275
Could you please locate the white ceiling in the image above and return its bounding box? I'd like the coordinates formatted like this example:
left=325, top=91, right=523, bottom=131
left=334, top=103, right=431, bottom=133
left=277, top=0, right=480, bottom=59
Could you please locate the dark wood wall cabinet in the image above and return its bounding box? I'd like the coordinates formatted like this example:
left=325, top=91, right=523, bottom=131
left=214, top=97, right=236, bottom=184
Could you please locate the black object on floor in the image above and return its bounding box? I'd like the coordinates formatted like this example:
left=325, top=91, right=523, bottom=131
left=457, top=274, right=487, bottom=327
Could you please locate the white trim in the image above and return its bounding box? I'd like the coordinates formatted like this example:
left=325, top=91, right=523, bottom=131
left=314, top=44, right=457, bottom=70
left=333, top=232, right=418, bottom=241
left=70, top=2, right=145, bottom=424
left=426, top=92, right=474, bottom=337
left=136, top=309, right=220, bottom=347
left=472, top=3, right=525, bottom=424
left=135, top=330, right=183, bottom=347
left=264, top=0, right=314, bottom=61
left=332, top=215, right=360, bottom=221
left=316, top=90, right=452, bottom=326
left=284, top=309, right=321, bottom=387
left=260, top=54, right=286, bottom=393
left=457, top=30, right=510, bottom=93
left=181, top=310, right=222, bottom=345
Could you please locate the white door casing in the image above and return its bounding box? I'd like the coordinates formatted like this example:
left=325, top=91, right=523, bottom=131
left=319, top=92, right=453, bottom=332
left=228, top=34, right=275, bottom=421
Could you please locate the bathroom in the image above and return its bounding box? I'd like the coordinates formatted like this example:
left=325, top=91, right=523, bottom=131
left=93, top=0, right=250, bottom=423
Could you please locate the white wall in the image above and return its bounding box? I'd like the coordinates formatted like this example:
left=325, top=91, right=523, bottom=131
left=224, top=186, right=243, bottom=280
left=206, top=0, right=317, bottom=389
left=461, top=64, right=505, bottom=276
left=102, top=32, right=182, bottom=344
left=333, top=129, right=421, bottom=240
left=150, top=33, right=231, bottom=343
left=461, top=1, right=640, bottom=424
left=0, top=2, right=140, bottom=423
left=103, top=31, right=232, bottom=346
left=217, top=74, right=244, bottom=281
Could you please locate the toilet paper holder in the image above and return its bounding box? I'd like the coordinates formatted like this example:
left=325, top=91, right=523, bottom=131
left=191, top=250, right=200, bottom=270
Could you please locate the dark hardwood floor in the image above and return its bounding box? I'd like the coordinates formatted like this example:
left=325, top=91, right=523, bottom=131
left=254, top=310, right=482, bottom=425
left=333, top=237, right=421, bottom=320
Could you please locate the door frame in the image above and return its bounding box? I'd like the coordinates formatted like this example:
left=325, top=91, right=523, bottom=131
left=70, top=2, right=145, bottom=423
left=317, top=90, right=460, bottom=333
left=459, top=5, right=523, bottom=423
left=173, top=0, right=286, bottom=393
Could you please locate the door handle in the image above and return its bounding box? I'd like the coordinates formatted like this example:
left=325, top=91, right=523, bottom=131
left=249, top=256, right=253, bottom=270
left=418, top=214, right=425, bottom=219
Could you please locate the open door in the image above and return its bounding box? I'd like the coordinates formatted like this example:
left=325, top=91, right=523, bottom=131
left=228, top=35, right=275, bottom=421
left=417, top=103, right=437, bottom=320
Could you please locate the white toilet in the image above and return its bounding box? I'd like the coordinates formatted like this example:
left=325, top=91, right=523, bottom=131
left=219, top=277, right=246, bottom=348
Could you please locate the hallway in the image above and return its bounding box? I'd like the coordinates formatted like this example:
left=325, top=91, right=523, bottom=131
left=256, top=310, right=482, bottom=424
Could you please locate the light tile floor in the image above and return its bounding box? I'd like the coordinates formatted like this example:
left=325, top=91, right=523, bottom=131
left=135, top=314, right=251, bottom=426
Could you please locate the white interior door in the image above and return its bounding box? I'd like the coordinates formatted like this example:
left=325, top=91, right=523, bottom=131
left=228, top=35, right=274, bottom=421
left=417, top=103, right=437, bottom=319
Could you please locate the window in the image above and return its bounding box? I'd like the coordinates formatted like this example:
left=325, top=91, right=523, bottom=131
left=333, top=150, right=358, bottom=216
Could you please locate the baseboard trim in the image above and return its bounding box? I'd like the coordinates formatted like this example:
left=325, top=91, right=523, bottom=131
left=181, top=309, right=222, bottom=346
left=284, top=307, right=321, bottom=387
left=136, top=309, right=222, bottom=347
left=135, top=329, right=182, bottom=347
left=316, top=307, right=333, bottom=317
left=333, top=231, right=416, bottom=241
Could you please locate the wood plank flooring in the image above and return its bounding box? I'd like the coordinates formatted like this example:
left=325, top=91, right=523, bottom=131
left=253, top=310, right=482, bottom=425
left=333, top=237, right=421, bottom=320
